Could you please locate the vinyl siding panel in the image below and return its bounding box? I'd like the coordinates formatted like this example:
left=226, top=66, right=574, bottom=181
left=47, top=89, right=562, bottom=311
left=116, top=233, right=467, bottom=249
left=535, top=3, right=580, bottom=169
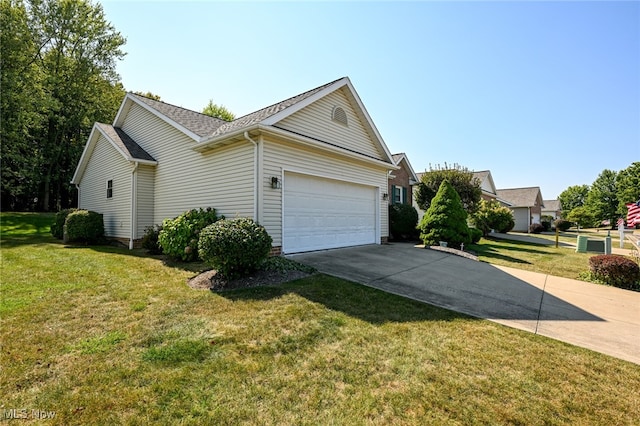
left=275, top=88, right=384, bottom=161
left=78, top=134, right=132, bottom=239
left=262, top=137, right=388, bottom=247
left=136, top=165, right=155, bottom=239
left=120, top=104, right=254, bottom=224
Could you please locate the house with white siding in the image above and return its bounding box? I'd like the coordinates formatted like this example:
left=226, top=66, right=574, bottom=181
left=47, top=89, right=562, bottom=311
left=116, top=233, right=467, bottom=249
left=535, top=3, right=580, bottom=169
left=71, top=77, right=398, bottom=254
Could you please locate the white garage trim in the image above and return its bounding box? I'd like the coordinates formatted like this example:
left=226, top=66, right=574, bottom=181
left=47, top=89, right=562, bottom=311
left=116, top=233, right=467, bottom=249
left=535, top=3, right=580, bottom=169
left=282, top=170, right=380, bottom=254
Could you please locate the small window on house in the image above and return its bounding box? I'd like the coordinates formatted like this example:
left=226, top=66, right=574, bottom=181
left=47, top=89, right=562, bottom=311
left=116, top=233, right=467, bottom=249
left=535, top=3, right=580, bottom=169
left=332, top=106, right=348, bottom=126
left=393, top=186, right=402, bottom=204
left=107, top=179, right=113, bottom=198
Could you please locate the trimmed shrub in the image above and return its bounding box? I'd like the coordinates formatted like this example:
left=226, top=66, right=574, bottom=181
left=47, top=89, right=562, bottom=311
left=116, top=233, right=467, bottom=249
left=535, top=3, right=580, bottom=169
left=158, top=208, right=220, bottom=261
left=51, top=208, right=78, bottom=239
left=554, top=219, right=572, bottom=232
left=529, top=223, right=545, bottom=234
left=198, top=217, right=273, bottom=279
left=588, top=255, right=640, bottom=291
left=470, top=199, right=514, bottom=235
left=64, top=210, right=104, bottom=244
left=541, top=215, right=553, bottom=232
left=389, top=204, right=419, bottom=240
left=469, top=227, right=482, bottom=244
left=419, top=180, right=471, bottom=249
left=142, top=225, right=163, bottom=254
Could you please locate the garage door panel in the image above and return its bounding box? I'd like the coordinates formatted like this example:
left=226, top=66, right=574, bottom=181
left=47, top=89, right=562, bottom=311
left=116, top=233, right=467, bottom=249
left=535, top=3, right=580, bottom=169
left=283, top=172, right=376, bottom=253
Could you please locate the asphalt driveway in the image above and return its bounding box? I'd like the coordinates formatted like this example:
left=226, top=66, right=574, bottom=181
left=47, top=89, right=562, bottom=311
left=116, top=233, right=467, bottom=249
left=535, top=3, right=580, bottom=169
left=291, top=243, right=640, bottom=365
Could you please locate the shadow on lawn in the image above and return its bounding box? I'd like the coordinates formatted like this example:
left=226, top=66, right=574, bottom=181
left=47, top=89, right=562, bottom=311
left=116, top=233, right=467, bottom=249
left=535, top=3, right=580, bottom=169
left=220, top=273, right=472, bottom=325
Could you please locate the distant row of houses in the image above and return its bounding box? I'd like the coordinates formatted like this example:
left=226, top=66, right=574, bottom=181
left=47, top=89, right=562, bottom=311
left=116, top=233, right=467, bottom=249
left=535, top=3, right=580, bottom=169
left=387, top=154, right=562, bottom=233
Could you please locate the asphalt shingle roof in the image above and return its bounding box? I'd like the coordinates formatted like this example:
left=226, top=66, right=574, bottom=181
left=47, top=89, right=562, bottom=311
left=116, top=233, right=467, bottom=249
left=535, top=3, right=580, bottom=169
left=129, top=78, right=344, bottom=141
left=543, top=199, right=561, bottom=210
left=130, top=94, right=227, bottom=138
left=96, top=123, right=156, bottom=162
left=495, top=187, right=542, bottom=207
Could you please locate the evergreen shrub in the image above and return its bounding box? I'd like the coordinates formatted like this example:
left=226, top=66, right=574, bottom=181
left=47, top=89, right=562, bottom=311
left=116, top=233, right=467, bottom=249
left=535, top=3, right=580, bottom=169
left=64, top=210, right=104, bottom=244
left=198, top=218, right=273, bottom=279
left=389, top=204, right=419, bottom=240
left=51, top=208, right=78, bottom=239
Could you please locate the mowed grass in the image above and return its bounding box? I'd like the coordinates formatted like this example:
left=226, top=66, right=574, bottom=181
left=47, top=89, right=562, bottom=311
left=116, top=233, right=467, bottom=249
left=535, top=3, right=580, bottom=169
left=2, top=213, right=639, bottom=425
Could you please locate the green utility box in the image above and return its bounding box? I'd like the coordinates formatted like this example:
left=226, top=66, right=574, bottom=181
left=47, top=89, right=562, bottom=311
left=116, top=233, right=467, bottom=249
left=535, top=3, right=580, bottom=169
left=576, top=235, right=588, bottom=253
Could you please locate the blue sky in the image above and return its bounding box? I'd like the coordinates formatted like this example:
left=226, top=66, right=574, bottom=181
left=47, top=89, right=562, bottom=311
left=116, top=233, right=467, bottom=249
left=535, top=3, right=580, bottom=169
left=101, top=1, right=639, bottom=199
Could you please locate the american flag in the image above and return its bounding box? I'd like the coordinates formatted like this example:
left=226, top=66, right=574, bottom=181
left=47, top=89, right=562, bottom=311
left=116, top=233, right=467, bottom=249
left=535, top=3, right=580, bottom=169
left=627, top=200, right=640, bottom=227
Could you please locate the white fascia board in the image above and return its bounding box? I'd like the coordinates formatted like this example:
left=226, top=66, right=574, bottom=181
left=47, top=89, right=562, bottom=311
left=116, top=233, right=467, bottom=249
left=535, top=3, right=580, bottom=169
left=260, top=78, right=349, bottom=126
left=71, top=124, right=100, bottom=184
left=341, top=78, right=396, bottom=165
left=192, top=125, right=261, bottom=152
left=117, top=93, right=202, bottom=142
left=96, top=125, right=134, bottom=162
left=71, top=124, right=158, bottom=185
left=398, top=154, right=419, bottom=182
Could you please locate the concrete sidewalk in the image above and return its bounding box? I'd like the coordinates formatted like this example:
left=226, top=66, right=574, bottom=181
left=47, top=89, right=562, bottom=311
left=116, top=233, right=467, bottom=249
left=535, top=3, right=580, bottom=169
left=291, top=243, right=640, bottom=365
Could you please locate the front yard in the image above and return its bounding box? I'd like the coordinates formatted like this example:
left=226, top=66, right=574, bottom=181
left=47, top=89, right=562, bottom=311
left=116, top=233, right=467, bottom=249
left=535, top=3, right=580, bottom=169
left=1, top=213, right=639, bottom=424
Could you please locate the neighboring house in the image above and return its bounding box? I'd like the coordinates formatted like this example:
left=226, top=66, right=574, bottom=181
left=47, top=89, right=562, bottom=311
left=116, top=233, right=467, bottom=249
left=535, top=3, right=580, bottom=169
left=472, top=170, right=498, bottom=201
left=412, top=169, right=498, bottom=222
left=389, top=153, right=418, bottom=206
left=541, top=199, right=562, bottom=220
left=495, top=187, right=545, bottom=232
left=71, top=77, right=398, bottom=254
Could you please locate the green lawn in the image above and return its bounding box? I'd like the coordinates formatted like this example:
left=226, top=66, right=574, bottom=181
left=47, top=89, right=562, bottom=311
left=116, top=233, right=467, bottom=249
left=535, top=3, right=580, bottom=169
left=2, top=213, right=639, bottom=425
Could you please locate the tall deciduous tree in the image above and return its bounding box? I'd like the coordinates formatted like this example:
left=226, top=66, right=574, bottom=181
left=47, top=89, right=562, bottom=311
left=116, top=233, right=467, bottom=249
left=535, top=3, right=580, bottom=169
left=585, top=169, right=618, bottom=228
left=1, top=0, right=126, bottom=211
left=616, top=162, right=640, bottom=214
left=414, top=163, right=482, bottom=214
left=0, top=0, right=45, bottom=210
left=202, top=100, right=235, bottom=122
left=558, top=185, right=589, bottom=216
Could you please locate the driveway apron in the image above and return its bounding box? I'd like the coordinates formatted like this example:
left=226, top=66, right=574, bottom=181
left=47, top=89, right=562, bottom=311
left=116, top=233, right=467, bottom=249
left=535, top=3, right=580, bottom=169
left=291, top=243, right=640, bottom=365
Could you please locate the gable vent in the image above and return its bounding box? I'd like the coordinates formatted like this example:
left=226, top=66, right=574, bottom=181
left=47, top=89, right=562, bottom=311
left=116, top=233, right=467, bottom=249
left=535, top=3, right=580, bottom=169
left=332, top=106, right=348, bottom=126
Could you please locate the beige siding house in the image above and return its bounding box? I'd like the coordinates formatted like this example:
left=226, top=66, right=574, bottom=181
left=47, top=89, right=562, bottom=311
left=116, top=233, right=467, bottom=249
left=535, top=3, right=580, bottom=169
left=72, top=77, right=398, bottom=253
left=495, top=187, right=545, bottom=232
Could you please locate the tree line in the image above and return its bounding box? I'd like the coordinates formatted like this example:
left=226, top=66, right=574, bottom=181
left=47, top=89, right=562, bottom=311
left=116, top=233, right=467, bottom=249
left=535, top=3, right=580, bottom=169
left=1, top=0, right=234, bottom=212
left=559, top=162, right=640, bottom=228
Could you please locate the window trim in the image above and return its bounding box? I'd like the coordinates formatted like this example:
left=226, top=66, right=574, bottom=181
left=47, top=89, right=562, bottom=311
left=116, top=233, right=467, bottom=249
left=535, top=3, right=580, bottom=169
left=106, top=179, right=113, bottom=199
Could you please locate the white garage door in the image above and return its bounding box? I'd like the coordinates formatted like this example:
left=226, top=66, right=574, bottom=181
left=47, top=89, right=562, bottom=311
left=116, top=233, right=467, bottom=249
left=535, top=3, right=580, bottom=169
left=283, top=172, right=377, bottom=254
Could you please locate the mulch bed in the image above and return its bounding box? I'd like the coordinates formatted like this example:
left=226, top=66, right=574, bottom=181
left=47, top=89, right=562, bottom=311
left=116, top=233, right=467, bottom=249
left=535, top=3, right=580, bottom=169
left=188, top=269, right=313, bottom=291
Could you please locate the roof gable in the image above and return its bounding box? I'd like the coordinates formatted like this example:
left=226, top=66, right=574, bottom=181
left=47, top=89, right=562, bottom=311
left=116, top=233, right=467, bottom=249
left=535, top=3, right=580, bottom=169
left=71, top=123, right=156, bottom=184
left=496, top=187, right=543, bottom=207
left=392, top=153, right=419, bottom=183
left=472, top=170, right=497, bottom=196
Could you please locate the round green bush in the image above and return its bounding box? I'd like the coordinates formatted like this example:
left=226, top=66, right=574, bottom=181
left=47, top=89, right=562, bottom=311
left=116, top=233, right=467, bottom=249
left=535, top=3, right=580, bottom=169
left=389, top=204, right=419, bottom=240
left=64, top=210, right=104, bottom=244
left=158, top=208, right=219, bottom=261
left=51, top=208, right=78, bottom=239
left=529, top=223, right=545, bottom=234
left=554, top=219, right=572, bottom=232
left=588, top=255, right=640, bottom=291
left=142, top=225, right=163, bottom=254
left=471, top=200, right=514, bottom=235
left=469, top=227, right=482, bottom=244
left=198, top=217, right=273, bottom=279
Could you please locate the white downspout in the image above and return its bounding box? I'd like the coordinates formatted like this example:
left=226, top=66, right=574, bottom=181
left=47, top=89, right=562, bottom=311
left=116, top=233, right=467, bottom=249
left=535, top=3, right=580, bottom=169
left=243, top=131, right=259, bottom=221
left=75, top=184, right=81, bottom=208
left=130, top=162, right=139, bottom=249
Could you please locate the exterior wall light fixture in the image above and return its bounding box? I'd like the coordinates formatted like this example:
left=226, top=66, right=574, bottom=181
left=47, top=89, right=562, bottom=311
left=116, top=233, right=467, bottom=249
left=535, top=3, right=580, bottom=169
left=271, top=176, right=281, bottom=189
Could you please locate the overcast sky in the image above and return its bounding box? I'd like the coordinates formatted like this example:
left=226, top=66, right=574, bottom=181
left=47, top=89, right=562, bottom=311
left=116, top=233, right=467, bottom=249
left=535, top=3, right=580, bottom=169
left=102, top=1, right=640, bottom=199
